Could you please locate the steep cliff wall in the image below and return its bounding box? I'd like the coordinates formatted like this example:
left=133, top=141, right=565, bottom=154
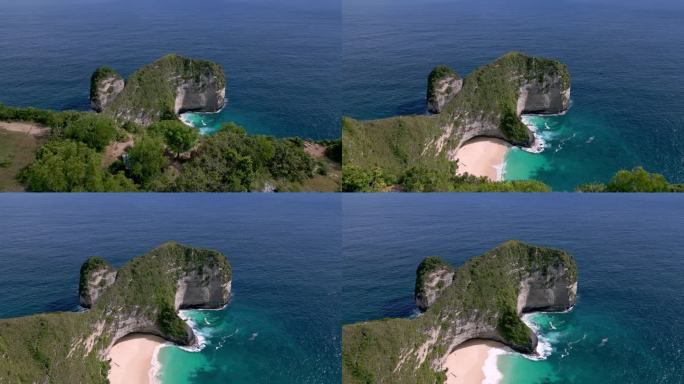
left=342, top=240, right=578, bottom=384
left=0, top=242, right=232, bottom=383
left=91, top=54, right=226, bottom=126
left=90, top=67, right=125, bottom=112
left=427, top=66, right=463, bottom=114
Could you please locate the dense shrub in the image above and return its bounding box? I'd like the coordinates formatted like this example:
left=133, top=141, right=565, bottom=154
left=149, top=120, right=199, bottom=157
left=64, top=113, right=118, bottom=151
left=20, top=140, right=135, bottom=192
left=126, top=134, right=167, bottom=186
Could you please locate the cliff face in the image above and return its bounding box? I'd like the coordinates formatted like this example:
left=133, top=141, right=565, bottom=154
left=78, top=257, right=117, bottom=308
left=342, top=52, right=572, bottom=179
left=90, top=67, right=125, bottom=112
left=342, top=241, right=578, bottom=384
left=92, top=54, right=226, bottom=126
left=426, top=66, right=463, bottom=114
left=0, top=242, right=232, bottom=383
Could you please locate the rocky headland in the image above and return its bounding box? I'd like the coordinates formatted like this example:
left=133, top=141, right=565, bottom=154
left=342, top=52, right=571, bottom=180
left=342, top=240, right=578, bottom=384
left=90, top=54, right=226, bottom=126
left=0, top=242, right=232, bottom=382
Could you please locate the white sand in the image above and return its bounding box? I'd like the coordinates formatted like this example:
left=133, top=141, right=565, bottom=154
left=108, top=334, right=165, bottom=384
left=454, top=137, right=511, bottom=181
left=444, top=340, right=506, bottom=384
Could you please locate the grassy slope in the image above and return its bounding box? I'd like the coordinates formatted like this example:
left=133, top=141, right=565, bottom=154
left=0, top=242, right=231, bottom=383
left=0, top=129, right=47, bottom=191
left=342, top=52, right=570, bottom=179
left=342, top=240, right=577, bottom=384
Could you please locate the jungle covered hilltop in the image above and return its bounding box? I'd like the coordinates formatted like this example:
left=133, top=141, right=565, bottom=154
left=0, top=242, right=232, bottom=383
left=342, top=52, right=570, bottom=192
left=0, top=54, right=341, bottom=192
left=342, top=241, right=578, bottom=384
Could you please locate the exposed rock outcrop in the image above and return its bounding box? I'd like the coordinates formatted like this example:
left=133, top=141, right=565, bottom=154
left=0, top=242, right=232, bottom=383
left=343, top=241, right=578, bottom=384
left=91, top=54, right=226, bottom=126
left=78, top=257, right=117, bottom=308
left=90, top=67, right=124, bottom=112
left=415, top=256, right=455, bottom=311
left=427, top=66, right=463, bottom=114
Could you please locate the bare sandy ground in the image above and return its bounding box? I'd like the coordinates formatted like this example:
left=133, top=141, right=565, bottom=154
left=304, top=141, right=326, bottom=159
left=444, top=340, right=505, bottom=384
left=0, top=121, right=50, bottom=136
left=454, top=137, right=511, bottom=181
left=108, top=334, right=165, bottom=384
left=103, top=134, right=134, bottom=166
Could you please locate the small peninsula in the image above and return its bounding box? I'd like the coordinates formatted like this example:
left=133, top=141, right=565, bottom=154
left=0, top=242, right=232, bottom=383
left=90, top=54, right=226, bottom=126
left=342, top=240, right=578, bottom=383
left=0, top=54, right=341, bottom=192
left=342, top=52, right=571, bottom=192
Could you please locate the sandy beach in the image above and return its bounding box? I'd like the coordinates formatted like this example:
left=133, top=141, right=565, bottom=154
left=108, top=334, right=165, bottom=384
left=454, top=137, right=511, bottom=181
left=444, top=340, right=506, bottom=384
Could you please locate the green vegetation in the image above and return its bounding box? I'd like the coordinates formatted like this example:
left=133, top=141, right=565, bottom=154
left=343, top=241, right=577, bottom=384
left=414, top=256, right=451, bottom=298
left=19, top=140, right=135, bottom=192
left=0, top=105, right=339, bottom=192
left=341, top=163, right=551, bottom=192
left=103, top=54, right=225, bottom=123
left=0, top=129, right=47, bottom=191
left=499, top=104, right=530, bottom=145
left=126, top=134, right=167, bottom=187
left=426, top=65, right=458, bottom=104
left=64, top=113, right=119, bottom=151
left=0, top=242, right=231, bottom=383
left=170, top=123, right=316, bottom=192
left=150, top=120, right=199, bottom=157
left=343, top=52, right=570, bottom=191
left=78, top=257, right=111, bottom=298
left=89, top=66, right=121, bottom=101
left=577, top=167, right=684, bottom=192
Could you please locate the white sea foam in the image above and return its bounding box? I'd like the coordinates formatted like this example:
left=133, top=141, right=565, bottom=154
left=149, top=342, right=170, bottom=384
left=177, top=310, right=210, bottom=352
left=494, top=160, right=507, bottom=181
left=482, top=347, right=507, bottom=384
left=520, top=115, right=546, bottom=154
left=521, top=314, right=553, bottom=361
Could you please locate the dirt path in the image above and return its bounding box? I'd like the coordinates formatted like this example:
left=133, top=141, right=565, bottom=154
left=0, top=121, right=50, bottom=137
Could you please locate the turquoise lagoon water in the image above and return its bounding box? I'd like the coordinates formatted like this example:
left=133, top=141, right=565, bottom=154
left=343, top=194, right=684, bottom=383
left=0, top=194, right=341, bottom=383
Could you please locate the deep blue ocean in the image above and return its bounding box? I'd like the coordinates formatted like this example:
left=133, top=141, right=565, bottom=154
left=0, top=194, right=341, bottom=383
left=343, top=0, right=684, bottom=190
left=0, top=0, right=340, bottom=140
left=343, top=194, right=684, bottom=383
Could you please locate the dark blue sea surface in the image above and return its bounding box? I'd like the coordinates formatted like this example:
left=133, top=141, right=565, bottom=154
left=343, top=193, right=684, bottom=383
left=0, top=193, right=341, bottom=383
left=0, top=0, right=340, bottom=140
left=343, top=0, right=684, bottom=190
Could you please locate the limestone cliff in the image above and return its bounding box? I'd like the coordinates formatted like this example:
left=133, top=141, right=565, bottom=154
left=0, top=242, right=232, bottom=383
left=342, top=240, right=578, bottom=384
left=427, top=66, right=463, bottom=114
left=90, top=67, right=124, bottom=112
left=78, top=257, right=116, bottom=308
left=91, top=54, right=226, bottom=126
left=342, top=52, right=572, bottom=179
